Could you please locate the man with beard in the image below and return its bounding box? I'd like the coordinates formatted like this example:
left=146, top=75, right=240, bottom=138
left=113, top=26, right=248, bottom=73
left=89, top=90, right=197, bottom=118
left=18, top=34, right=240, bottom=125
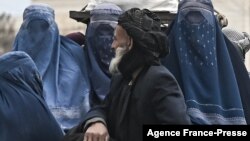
left=64, top=8, right=191, bottom=141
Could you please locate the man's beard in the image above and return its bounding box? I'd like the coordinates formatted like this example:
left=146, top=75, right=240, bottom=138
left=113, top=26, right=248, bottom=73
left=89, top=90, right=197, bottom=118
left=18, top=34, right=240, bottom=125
left=109, top=46, right=129, bottom=75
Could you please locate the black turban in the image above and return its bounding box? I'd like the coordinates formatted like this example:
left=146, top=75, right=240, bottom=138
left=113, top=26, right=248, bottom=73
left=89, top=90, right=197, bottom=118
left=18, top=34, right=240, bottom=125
left=118, top=8, right=169, bottom=58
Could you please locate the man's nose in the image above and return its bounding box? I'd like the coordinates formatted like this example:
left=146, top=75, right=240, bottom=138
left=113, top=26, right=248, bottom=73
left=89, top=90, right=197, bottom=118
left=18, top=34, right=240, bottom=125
left=111, top=41, right=116, bottom=49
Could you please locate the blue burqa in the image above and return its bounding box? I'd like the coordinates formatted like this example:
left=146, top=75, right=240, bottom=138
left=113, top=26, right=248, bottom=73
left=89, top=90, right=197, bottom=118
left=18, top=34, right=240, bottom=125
left=13, top=4, right=91, bottom=130
left=0, top=51, right=63, bottom=141
left=162, top=0, right=249, bottom=124
left=85, top=3, right=122, bottom=105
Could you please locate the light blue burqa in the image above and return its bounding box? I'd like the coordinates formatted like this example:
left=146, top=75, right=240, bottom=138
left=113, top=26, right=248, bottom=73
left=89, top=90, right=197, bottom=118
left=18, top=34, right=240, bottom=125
left=13, top=4, right=91, bottom=130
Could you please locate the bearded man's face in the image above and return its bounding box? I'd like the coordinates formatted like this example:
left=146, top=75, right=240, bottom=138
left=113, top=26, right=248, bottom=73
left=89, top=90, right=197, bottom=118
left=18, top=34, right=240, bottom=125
left=109, top=25, right=132, bottom=75
left=109, top=46, right=129, bottom=75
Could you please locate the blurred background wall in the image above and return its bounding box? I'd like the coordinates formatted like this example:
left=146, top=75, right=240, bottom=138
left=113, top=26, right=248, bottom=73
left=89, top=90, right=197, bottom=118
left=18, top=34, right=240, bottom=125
left=1, top=0, right=250, bottom=70
left=213, top=0, right=250, bottom=70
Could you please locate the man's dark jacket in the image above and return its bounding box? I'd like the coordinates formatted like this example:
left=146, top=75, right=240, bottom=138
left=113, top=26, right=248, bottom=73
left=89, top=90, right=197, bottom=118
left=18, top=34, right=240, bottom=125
left=64, top=65, right=191, bottom=141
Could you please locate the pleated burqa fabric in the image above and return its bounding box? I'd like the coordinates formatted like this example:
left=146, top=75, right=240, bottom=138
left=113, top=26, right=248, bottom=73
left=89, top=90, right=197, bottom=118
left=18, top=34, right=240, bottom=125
left=13, top=4, right=91, bottom=130
left=0, top=51, right=63, bottom=141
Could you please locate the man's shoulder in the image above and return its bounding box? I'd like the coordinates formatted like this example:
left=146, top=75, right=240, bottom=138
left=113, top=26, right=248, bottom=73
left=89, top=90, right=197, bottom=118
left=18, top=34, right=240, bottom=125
left=147, top=65, right=172, bottom=75
left=143, top=65, right=177, bottom=82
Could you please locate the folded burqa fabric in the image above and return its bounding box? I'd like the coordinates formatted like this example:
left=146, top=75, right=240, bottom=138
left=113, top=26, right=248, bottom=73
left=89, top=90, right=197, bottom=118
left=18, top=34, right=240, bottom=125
left=0, top=51, right=63, bottom=141
left=162, top=0, right=250, bottom=124
left=13, top=4, right=91, bottom=130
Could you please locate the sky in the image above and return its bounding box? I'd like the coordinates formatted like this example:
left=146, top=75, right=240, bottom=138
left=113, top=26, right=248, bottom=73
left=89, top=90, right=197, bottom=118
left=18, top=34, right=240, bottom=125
left=0, top=0, right=31, bottom=16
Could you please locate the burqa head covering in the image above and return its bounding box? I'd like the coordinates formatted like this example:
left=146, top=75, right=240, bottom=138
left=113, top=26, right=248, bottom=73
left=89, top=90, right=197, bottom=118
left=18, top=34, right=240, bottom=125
left=13, top=4, right=91, bottom=130
left=85, top=3, right=122, bottom=105
left=162, top=0, right=248, bottom=124
left=117, top=8, right=169, bottom=79
left=0, top=51, right=63, bottom=141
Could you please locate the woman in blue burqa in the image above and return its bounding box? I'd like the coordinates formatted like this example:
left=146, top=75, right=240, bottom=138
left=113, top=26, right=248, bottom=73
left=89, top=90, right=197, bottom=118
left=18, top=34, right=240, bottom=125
left=13, top=4, right=91, bottom=130
left=162, top=0, right=250, bottom=124
left=0, top=51, right=63, bottom=141
left=84, top=3, right=122, bottom=105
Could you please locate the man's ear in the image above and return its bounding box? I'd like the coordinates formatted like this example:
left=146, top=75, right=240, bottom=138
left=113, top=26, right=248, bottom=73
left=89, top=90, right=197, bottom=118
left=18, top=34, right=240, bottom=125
left=128, top=37, right=133, bottom=50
